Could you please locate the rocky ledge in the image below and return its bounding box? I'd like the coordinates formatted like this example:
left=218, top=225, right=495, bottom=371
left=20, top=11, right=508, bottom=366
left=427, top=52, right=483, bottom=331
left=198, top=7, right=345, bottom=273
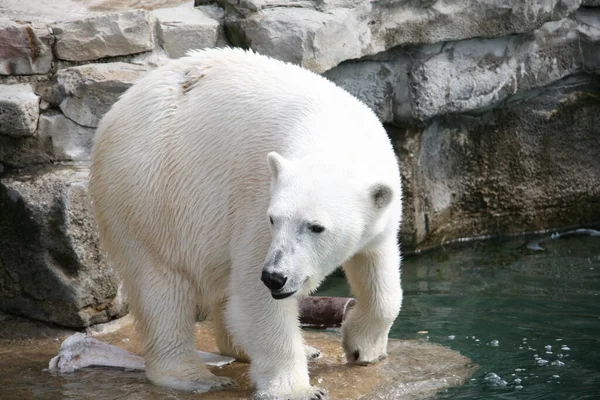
left=0, top=315, right=477, bottom=399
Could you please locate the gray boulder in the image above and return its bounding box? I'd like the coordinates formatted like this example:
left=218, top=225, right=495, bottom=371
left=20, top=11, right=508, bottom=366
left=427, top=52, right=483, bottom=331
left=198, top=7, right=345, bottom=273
left=326, top=8, right=600, bottom=122
left=0, top=84, right=40, bottom=137
left=53, top=10, right=155, bottom=61
left=0, top=134, right=54, bottom=170
left=153, top=3, right=224, bottom=59
left=0, top=165, right=127, bottom=328
left=394, top=74, right=600, bottom=248
left=217, top=0, right=580, bottom=73
left=55, top=62, right=148, bottom=128
left=408, top=9, right=600, bottom=120
left=0, top=19, right=54, bottom=75
left=37, top=112, right=96, bottom=161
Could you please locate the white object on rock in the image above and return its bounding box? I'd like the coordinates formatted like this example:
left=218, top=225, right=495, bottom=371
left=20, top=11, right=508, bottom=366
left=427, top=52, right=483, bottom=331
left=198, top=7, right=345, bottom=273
left=48, top=332, right=235, bottom=373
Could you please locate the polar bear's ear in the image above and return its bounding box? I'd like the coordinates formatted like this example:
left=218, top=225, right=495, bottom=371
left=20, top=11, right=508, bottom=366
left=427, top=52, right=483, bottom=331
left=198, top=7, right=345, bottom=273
left=267, top=152, right=287, bottom=178
left=371, top=184, right=393, bottom=209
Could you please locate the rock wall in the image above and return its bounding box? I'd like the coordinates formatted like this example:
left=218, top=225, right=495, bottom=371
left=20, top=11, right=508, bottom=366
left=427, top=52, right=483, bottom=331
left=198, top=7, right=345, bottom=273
left=1, top=0, right=599, bottom=327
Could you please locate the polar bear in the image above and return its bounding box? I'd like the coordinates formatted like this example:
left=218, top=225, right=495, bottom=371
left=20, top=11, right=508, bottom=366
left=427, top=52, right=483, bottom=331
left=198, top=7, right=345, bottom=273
left=89, top=48, right=403, bottom=399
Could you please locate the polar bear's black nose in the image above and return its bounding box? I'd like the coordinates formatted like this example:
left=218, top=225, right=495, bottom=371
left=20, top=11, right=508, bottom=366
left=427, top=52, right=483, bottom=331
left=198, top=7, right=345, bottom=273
left=261, top=270, right=287, bottom=291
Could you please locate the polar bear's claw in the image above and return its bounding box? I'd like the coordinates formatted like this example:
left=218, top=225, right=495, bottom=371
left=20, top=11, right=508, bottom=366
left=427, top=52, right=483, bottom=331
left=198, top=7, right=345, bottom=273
left=148, top=367, right=235, bottom=393
left=253, top=386, right=328, bottom=400
left=187, top=375, right=235, bottom=393
left=211, top=375, right=236, bottom=389
left=311, top=388, right=328, bottom=400
left=305, top=345, right=321, bottom=360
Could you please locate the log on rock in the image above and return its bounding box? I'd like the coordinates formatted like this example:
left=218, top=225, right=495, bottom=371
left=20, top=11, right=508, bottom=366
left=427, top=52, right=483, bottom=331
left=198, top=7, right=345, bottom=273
left=299, top=296, right=356, bottom=328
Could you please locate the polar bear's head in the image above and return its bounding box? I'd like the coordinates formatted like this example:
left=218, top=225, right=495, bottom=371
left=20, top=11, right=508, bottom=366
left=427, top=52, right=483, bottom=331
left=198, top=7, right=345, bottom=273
left=261, top=152, right=396, bottom=300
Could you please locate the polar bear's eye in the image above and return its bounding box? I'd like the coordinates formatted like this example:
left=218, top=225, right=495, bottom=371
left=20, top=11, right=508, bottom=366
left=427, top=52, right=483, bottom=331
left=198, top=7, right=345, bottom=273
left=309, top=224, right=325, bottom=234
left=269, top=216, right=274, bottom=225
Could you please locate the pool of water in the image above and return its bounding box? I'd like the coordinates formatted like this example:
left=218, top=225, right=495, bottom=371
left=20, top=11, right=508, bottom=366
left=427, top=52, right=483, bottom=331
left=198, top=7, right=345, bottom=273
left=317, top=231, right=600, bottom=400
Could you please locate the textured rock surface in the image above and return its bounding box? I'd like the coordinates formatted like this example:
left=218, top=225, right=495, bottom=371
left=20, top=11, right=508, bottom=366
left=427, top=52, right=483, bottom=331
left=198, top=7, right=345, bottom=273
left=0, top=135, right=53, bottom=169
left=53, top=10, right=155, bottom=61
left=153, top=3, right=224, bottom=58
left=0, top=166, right=127, bottom=328
left=326, top=8, right=600, bottom=122
left=37, top=112, right=96, bottom=161
left=226, top=4, right=372, bottom=73
left=407, top=9, right=600, bottom=120
left=219, top=0, right=581, bottom=73
left=393, top=74, right=600, bottom=248
left=55, top=62, right=148, bottom=128
left=0, top=318, right=478, bottom=399
left=0, top=20, right=54, bottom=75
left=0, top=84, right=40, bottom=137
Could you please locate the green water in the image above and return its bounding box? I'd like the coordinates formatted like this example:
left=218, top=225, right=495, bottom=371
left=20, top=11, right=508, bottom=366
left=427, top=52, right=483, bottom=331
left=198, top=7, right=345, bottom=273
left=317, top=232, right=600, bottom=400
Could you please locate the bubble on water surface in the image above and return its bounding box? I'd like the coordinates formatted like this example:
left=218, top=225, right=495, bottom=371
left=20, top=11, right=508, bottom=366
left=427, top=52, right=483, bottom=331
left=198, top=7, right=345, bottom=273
left=490, top=340, right=499, bottom=347
left=448, top=335, right=455, bottom=340
left=545, top=345, right=552, bottom=351
left=561, top=345, right=571, bottom=351
left=551, top=360, right=565, bottom=367
left=484, top=373, right=507, bottom=387
left=537, top=359, right=549, bottom=366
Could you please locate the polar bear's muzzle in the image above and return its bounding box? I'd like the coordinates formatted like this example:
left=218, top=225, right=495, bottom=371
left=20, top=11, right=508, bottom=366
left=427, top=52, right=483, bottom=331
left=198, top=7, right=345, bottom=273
left=261, top=269, right=298, bottom=299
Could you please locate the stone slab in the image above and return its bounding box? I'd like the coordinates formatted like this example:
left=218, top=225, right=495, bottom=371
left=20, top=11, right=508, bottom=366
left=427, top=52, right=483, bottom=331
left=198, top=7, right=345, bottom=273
left=37, top=112, right=96, bottom=161
left=55, top=62, right=148, bottom=128
left=221, top=0, right=581, bottom=73
left=0, top=19, right=54, bottom=75
left=0, top=83, right=39, bottom=136
left=153, top=3, right=224, bottom=58
left=326, top=8, right=600, bottom=122
left=53, top=10, right=155, bottom=61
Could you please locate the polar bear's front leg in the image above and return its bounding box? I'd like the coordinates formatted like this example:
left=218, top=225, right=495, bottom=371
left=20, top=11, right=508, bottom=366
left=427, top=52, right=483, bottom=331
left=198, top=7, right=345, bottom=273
left=126, top=264, right=234, bottom=392
left=226, top=267, right=327, bottom=400
left=341, top=238, right=403, bottom=365
left=213, top=302, right=251, bottom=363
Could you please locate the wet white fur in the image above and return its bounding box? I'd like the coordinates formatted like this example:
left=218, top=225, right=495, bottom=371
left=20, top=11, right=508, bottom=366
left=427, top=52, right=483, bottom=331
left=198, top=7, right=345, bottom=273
left=89, top=47, right=403, bottom=399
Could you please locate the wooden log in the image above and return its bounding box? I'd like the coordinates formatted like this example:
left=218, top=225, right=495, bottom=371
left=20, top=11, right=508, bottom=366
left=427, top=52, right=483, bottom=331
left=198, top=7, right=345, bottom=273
left=298, top=296, right=356, bottom=328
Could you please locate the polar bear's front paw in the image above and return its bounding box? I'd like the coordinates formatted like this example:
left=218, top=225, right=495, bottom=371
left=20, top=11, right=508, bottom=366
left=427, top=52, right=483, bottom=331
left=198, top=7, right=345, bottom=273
left=149, top=370, right=235, bottom=393
left=253, top=386, right=328, bottom=400
left=341, top=321, right=389, bottom=365
left=148, top=370, right=235, bottom=392
left=305, top=345, right=322, bottom=361
left=146, top=354, right=236, bottom=393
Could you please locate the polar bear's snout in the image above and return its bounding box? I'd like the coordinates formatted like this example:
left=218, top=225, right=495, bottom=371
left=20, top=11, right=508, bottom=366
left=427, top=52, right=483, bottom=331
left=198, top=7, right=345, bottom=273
left=261, top=267, right=296, bottom=299
left=261, top=270, right=287, bottom=291
left=262, top=247, right=303, bottom=299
